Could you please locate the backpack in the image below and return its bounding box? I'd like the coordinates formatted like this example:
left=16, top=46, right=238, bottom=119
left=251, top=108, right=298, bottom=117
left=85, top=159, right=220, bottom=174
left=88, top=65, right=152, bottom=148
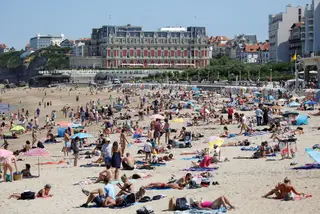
left=136, top=206, right=154, bottom=214
left=175, top=197, right=189, bottom=211
left=20, top=191, right=36, bottom=200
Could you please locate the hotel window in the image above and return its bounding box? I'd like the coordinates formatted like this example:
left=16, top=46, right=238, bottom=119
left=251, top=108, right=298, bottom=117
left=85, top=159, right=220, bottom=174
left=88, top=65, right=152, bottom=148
left=148, top=51, right=150, bottom=57
left=155, top=51, right=158, bottom=57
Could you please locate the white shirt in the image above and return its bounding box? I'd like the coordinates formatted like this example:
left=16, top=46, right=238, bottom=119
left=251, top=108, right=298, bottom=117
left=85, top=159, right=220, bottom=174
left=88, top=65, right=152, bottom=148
left=144, top=142, right=152, bottom=153
left=101, top=143, right=112, bottom=158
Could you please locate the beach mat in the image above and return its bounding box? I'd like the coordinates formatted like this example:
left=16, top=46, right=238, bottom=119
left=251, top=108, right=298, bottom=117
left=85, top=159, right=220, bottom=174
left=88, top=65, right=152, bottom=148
left=146, top=186, right=172, bottom=190
left=135, top=161, right=166, bottom=166
left=80, top=164, right=105, bottom=168
left=245, top=131, right=268, bottom=137
left=292, top=164, right=320, bottom=170
left=183, top=167, right=218, bottom=172
left=305, top=148, right=320, bottom=163
left=181, top=157, right=200, bottom=161
left=174, top=207, right=227, bottom=214
left=241, top=147, right=258, bottom=151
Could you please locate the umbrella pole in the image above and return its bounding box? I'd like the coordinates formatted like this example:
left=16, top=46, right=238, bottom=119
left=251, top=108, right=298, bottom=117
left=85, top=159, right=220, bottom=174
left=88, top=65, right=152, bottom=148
left=38, top=157, right=40, bottom=177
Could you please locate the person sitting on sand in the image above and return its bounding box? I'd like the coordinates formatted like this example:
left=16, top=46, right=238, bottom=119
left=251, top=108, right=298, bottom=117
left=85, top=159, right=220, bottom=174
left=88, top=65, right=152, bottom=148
left=219, top=126, right=238, bottom=138
left=21, top=164, right=32, bottom=178
left=115, top=174, right=134, bottom=197
left=121, top=152, right=135, bottom=170
left=81, top=177, right=116, bottom=207
left=9, top=184, right=52, bottom=199
left=263, top=177, right=305, bottom=200
left=191, top=196, right=235, bottom=210
left=192, top=154, right=211, bottom=168
left=95, top=164, right=114, bottom=183
left=146, top=173, right=192, bottom=190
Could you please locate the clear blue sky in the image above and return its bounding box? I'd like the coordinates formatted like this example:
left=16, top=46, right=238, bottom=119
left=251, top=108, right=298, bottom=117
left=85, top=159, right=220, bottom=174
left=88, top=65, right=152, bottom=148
left=0, top=0, right=310, bottom=49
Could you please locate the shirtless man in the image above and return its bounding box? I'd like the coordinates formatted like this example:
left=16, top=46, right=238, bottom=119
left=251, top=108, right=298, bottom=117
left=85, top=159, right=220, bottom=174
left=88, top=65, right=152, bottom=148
left=121, top=153, right=135, bottom=170
left=95, top=164, right=114, bottom=183
left=263, top=177, right=305, bottom=200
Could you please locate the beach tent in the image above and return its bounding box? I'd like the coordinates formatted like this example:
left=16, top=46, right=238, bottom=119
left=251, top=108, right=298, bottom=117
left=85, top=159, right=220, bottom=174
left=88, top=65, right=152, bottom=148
left=289, top=101, right=300, bottom=107
left=305, top=148, right=320, bottom=163
left=295, top=115, right=308, bottom=125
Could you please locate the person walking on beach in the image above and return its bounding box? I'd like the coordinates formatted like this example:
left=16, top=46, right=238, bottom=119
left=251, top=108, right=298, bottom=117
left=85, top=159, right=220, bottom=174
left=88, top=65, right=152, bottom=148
left=163, top=118, right=170, bottom=144
left=32, top=128, right=38, bottom=146
left=71, top=137, right=80, bottom=167
left=154, top=119, right=162, bottom=145
left=120, top=129, right=129, bottom=156
left=111, top=141, right=121, bottom=180
left=63, top=130, right=71, bottom=156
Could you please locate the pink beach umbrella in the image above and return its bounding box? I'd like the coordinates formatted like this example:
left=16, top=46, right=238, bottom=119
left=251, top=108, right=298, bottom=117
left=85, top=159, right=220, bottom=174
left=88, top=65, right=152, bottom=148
left=0, top=149, right=13, bottom=158
left=24, top=148, right=50, bottom=177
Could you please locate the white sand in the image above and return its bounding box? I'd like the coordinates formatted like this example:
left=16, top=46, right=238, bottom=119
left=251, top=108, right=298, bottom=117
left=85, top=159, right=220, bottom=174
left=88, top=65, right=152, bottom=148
left=0, top=87, right=319, bottom=214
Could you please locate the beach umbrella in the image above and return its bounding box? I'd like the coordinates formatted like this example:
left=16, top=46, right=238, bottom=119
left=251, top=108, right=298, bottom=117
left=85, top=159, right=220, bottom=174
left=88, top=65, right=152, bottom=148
left=24, top=148, right=50, bottom=177
left=71, top=133, right=93, bottom=139
left=253, top=91, right=261, bottom=96
left=204, top=136, right=224, bottom=148
left=289, top=101, right=300, bottom=107
left=306, top=100, right=318, bottom=105
left=172, top=118, right=184, bottom=123
left=278, top=98, right=287, bottom=102
left=57, top=121, right=72, bottom=127
left=0, top=149, right=13, bottom=158
left=149, top=114, right=165, bottom=120
left=10, top=125, right=25, bottom=132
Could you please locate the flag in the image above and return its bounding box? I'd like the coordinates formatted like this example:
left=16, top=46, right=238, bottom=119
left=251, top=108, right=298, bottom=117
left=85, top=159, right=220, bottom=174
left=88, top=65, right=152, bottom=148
left=291, top=53, right=297, bottom=62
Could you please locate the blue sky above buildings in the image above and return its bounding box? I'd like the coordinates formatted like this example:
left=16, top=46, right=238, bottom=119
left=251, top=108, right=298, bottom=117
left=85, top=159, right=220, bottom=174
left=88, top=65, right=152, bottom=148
left=0, top=0, right=310, bottom=49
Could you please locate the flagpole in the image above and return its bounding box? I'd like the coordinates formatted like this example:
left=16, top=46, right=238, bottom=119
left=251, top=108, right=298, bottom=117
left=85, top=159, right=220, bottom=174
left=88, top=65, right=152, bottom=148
left=294, top=50, right=299, bottom=91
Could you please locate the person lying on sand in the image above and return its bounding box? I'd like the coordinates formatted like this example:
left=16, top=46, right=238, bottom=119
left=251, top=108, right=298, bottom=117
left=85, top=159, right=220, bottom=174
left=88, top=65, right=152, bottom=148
left=309, top=108, right=320, bottom=116
left=263, top=177, right=305, bottom=200
left=115, top=174, right=134, bottom=197
left=146, top=173, right=192, bottom=190
left=191, top=196, right=235, bottom=210
left=9, top=184, right=52, bottom=199
left=221, top=139, right=251, bottom=147
left=158, top=153, right=174, bottom=162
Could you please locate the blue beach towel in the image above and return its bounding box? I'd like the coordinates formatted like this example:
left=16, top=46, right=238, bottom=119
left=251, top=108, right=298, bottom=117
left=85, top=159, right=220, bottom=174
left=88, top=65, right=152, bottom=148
left=135, top=161, right=166, bottom=166
left=305, top=148, right=320, bottom=163
left=241, top=147, right=258, bottom=151
left=292, top=164, right=320, bottom=170
left=174, top=207, right=227, bottom=214
left=181, top=157, right=200, bottom=161
left=183, top=167, right=218, bottom=172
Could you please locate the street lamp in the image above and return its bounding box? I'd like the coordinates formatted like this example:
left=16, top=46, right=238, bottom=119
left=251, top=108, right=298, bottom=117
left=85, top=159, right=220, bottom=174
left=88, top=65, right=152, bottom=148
left=270, top=69, right=272, bottom=82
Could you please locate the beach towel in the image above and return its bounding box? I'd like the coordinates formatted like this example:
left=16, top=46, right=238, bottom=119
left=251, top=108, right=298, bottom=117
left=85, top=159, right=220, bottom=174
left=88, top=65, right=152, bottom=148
left=181, top=157, right=200, bottom=161
left=292, top=164, right=320, bottom=170
left=135, top=161, right=166, bottom=166
left=180, top=152, right=198, bottom=155
left=39, top=160, right=66, bottom=165
left=244, top=131, right=268, bottom=137
left=241, top=147, right=258, bottom=151
left=183, top=167, right=218, bottom=172
left=80, top=163, right=105, bottom=168
left=174, top=207, right=227, bottom=214
left=305, top=148, right=320, bottom=163
left=146, top=186, right=172, bottom=190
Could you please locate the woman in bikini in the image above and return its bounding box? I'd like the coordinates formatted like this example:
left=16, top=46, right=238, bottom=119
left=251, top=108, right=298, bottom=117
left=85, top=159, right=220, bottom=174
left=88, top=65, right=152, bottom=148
left=263, top=177, right=305, bottom=200
left=119, top=129, right=129, bottom=157
left=146, top=173, right=192, bottom=190
left=1, top=154, right=18, bottom=182
left=116, top=174, right=134, bottom=197
left=192, top=196, right=235, bottom=210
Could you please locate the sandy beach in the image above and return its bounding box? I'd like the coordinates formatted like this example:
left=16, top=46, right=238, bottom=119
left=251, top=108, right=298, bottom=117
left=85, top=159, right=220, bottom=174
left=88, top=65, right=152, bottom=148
left=0, top=85, right=319, bottom=214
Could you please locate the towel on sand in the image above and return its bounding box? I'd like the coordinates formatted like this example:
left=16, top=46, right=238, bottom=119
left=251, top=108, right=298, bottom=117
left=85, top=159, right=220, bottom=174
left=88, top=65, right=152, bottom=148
left=181, top=157, right=200, bottom=161
left=135, top=161, right=166, bottom=166
left=183, top=167, right=218, bottom=172
left=292, top=164, right=320, bottom=170
left=241, top=147, right=258, bottom=151
left=174, top=207, right=227, bottom=214
left=146, top=186, right=172, bottom=190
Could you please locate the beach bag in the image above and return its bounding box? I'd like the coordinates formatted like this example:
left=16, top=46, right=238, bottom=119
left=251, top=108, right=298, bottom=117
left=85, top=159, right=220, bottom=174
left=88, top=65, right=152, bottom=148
left=175, top=197, right=189, bottom=211
left=168, top=197, right=176, bottom=211
left=20, top=191, right=35, bottom=200
left=136, top=206, right=154, bottom=214
left=139, top=196, right=152, bottom=203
